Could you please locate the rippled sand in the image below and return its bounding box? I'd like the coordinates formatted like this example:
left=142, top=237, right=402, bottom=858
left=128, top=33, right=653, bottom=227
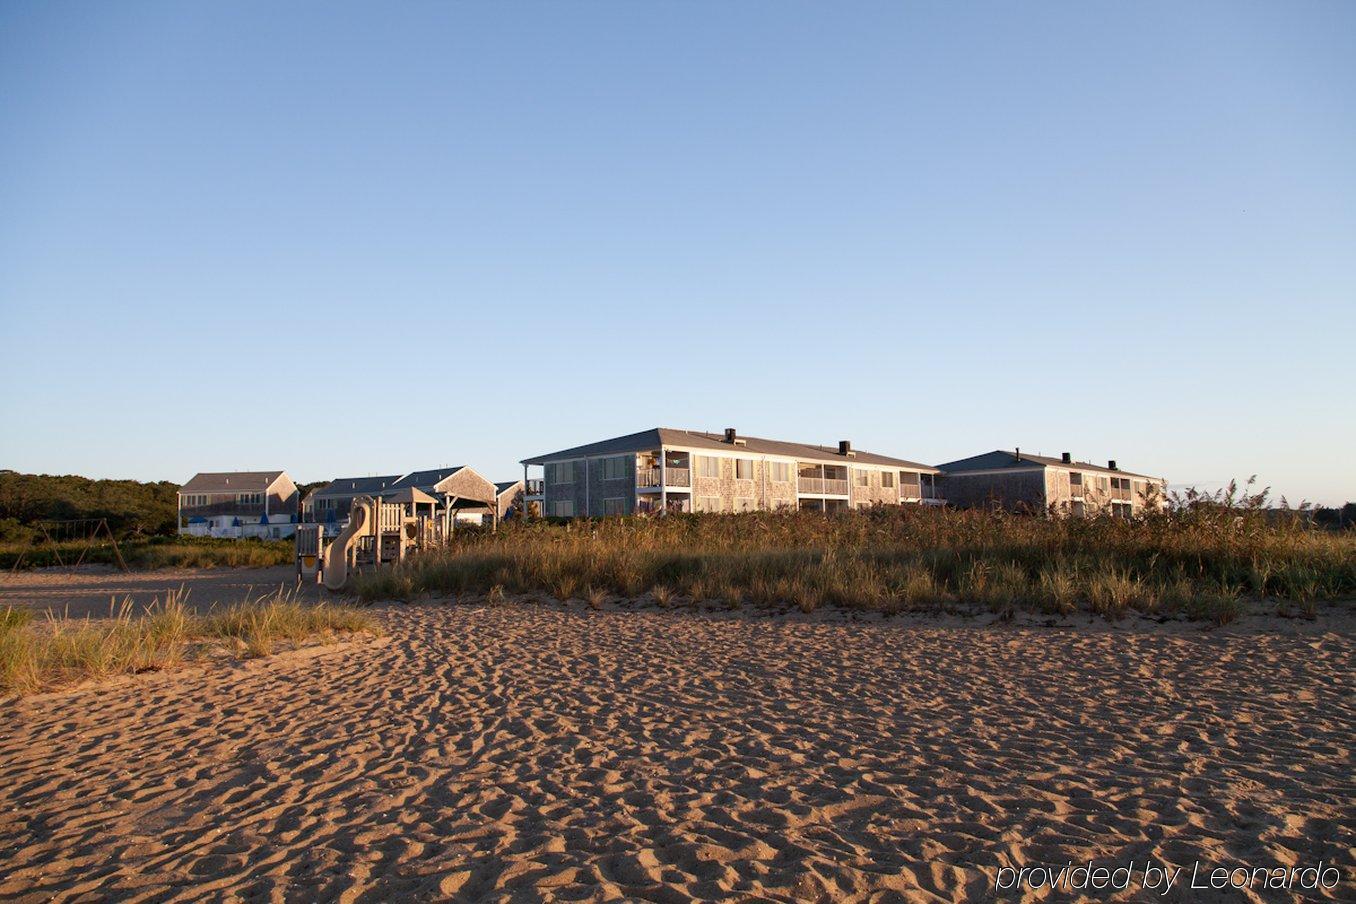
left=2, top=601, right=1352, bottom=902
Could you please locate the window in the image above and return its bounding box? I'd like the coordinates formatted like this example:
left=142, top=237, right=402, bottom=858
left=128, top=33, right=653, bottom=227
left=769, top=462, right=791, bottom=482
left=602, top=497, right=626, bottom=515
left=547, top=461, right=576, bottom=484
left=695, top=496, right=723, bottom=513
left=1069, top=472, right=1083, bottom=487
left=853, top=470, right=869, bottom=487
left=697, top=456, right=721, bottom=478
left=549, top=500, right=575, bottom=517
left=237, top=492, right=262, bottom=505
left=882, top=471, right=895, bottom=488
left=733, top=497, right=757, bottom=512
left=602, top=456, right=629, bottom=480
left=735, top=458, right=754, bottom=480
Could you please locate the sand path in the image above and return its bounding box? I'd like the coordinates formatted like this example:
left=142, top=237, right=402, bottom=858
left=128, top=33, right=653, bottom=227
left=0, top=566, right=316, bottom=619
left=1, top=602, right=1352, bottom=902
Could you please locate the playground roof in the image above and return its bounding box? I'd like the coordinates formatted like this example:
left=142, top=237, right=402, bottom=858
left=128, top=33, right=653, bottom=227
left=380, top=487, right=439, bottom=506
left=180, top=470, right=288, bottom=494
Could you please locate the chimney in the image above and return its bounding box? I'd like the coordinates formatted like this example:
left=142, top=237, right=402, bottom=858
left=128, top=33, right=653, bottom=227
left=839, top=440, right=852, bottom=456
left=1061, top=452, right=1071, bottom=464
left=1108, top=460, right=1118, bottom=470
left=724, top=427, right=737, bottom=444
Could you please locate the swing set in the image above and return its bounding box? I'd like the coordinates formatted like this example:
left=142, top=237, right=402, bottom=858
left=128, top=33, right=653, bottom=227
left=7, top=518, right=129, bottom=572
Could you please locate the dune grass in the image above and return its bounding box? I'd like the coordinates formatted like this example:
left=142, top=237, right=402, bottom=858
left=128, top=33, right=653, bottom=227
left=355, top=501, right=1354, bottom=623
left=0, top=591, right=377, bottom=696
left=0, top=536, right=294, bottom=571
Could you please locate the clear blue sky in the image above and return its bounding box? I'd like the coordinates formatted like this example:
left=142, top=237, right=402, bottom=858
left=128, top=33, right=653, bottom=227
left=2, top=2, right=1352, bottom=504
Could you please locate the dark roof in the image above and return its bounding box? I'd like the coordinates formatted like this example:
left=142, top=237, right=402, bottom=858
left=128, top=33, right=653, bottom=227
left=310, top=475, right=402, bottom=499
left=522, top=428, right=938, bottom=472
left=936, top=450, right=1162, bottom=481
left=180, top=471, right=288, bottom=494
left=391, top=467, right=467, bottom=492
left=494, top=480, right=522, bottom=496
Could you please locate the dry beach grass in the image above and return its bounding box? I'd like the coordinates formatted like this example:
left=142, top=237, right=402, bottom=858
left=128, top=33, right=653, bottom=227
left=357, top=503, right=1355, bottom=623
left=1, top=598, right=1352, bottom=902
left=0, top=590, right=376, bottom=695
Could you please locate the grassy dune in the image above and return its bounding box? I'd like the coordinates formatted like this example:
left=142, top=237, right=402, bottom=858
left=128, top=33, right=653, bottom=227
left=355, top=503, right=1354, bottom=623
left=0, top=591, right=376, bottom=695
left=0, top=536, right=294, bottom=571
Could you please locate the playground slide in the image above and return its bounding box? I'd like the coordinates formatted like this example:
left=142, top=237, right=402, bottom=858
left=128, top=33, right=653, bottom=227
left=322, top=496, right=373, bottom=591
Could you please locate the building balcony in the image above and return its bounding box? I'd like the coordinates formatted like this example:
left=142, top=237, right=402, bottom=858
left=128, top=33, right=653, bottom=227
left=524, top=478, right=545, bottom=498
left=797, top=477, right=849, bottom=496
left=638, top=467, right=690, bottom=489
left=180, top=502, right=268, bottom=519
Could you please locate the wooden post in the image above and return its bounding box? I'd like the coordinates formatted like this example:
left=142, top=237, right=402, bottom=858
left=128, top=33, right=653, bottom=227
left=659, top=448, right=667, bottom=515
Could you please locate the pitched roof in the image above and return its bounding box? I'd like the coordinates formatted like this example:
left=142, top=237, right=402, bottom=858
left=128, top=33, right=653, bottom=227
left=180, top=471, right=287, bottom=494
left=494, top=480, right=522, bottom=496
left=936, top=450, right=1162, bottom=481
left=391, top=467, right=467, bottom=492
left=522, top=428, right=938, bottom=472
left=310, top=475, right=402, bottom=499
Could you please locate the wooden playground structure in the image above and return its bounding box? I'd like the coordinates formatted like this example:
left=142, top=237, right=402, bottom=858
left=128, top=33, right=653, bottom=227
left=296, top=493, right=489, bottom=591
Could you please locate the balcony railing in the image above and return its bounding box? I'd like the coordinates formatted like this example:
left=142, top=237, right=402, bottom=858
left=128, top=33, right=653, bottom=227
left=666, top=467, right=691, bottom=487
left=638, top=468, right=660, bottom=488
left=1112, top=486, right=1132, bottom=501
left=1069, top=482, right=1085, bottom=497
left=524, top=479, right=545, bottom=497
left=798, top=477, right=849, bottom=495
left=180, top=502, right=268, bottom=518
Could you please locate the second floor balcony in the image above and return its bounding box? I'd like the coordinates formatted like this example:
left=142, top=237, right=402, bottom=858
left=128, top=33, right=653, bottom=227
left=797, top=477, right=850, bottom=496
left=638, top=467, right=691, bottom=488
left=180, top=501, right=269, bottom=519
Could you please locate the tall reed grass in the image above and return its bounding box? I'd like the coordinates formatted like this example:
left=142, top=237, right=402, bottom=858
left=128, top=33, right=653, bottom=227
left=0, top=591, right=376, bottom=695
left=355, top=503, right=1354, bottom=623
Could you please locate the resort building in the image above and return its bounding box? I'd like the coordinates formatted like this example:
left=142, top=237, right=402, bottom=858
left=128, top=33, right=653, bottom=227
left=493, top=480, right=526, bottom=521
left=521, top=427, right=942, bottom=517
left=178, top=470, right=299, bottom=539
left=302, top=466, right=500, bottom=534
left=937, top=450, right=1167, bottom=517
left=303, top=475, right=402, bottom=527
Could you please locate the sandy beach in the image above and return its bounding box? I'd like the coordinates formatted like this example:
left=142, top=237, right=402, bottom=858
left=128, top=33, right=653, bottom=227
left=1, top=598, right=1352, bottom=902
